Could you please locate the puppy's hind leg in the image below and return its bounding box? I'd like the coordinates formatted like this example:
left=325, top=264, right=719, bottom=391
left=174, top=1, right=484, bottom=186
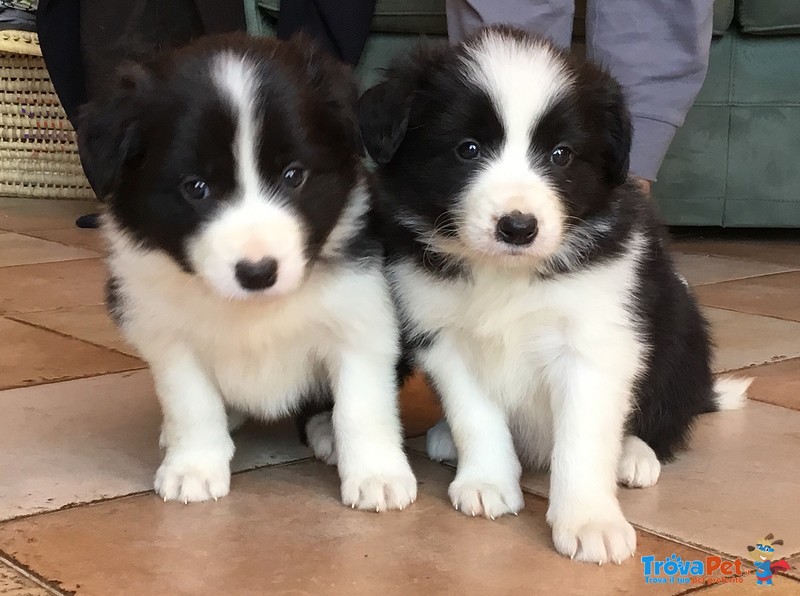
left=617, top=435, right=660, bottom=488
left=426, top=418, right=458, bottom=462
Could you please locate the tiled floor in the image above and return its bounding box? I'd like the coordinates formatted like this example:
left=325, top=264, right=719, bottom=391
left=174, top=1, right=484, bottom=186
left=1, top=199, right=798, bottom=595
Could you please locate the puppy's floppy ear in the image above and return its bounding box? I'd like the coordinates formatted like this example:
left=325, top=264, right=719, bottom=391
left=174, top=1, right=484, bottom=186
left=580, top=65, right=633, bottom=187
left=358, top=43, right=447, bottom=164
left=291, top=33, right=363, bottom=156
left=77, top=63, right=152, bottom=199
left=357, top=79, right=414, bottom=165
left=598, top=74, right=633, bottom=187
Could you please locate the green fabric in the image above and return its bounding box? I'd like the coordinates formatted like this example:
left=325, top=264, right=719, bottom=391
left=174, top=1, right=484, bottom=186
left=736, top=0, right=800, bottom=35
left=729, top=36, right=800, bottom=104
left=713, top=0, right=735, bottom=35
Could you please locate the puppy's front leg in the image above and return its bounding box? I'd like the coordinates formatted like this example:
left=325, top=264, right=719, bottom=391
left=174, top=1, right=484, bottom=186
left=332, top=348, right=417, bottom=511
left=422, top=337, right=524, bottom=519
left=545, top=353, right=636, bottom=564
left=149, top=347, right=234, bottom=503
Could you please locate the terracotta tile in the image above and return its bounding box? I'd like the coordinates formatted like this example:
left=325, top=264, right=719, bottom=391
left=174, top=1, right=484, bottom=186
left=0, top=232, right=99, bottom=268
left=704, top=307, right=800, bottom=372
left=672, top=253, right=793, bottom=287
left=0, top=559, right=56, bottom=596
left=13, top=304, right=140, bottom=358
left=731, top=358, right=800, bottom=411
left=0, top=370, right=312, bottom=521
left=0, top=198, right=99, bottom=233
left=696, top=575, right=800, bottom=594
left=0, top=456, right=715, bottom=596
left=782, top=556, right=800, bottom=581
left=673, top=237, right=800, bottom=268
left=0, top=317, right=142, bottom=390
left=399, top=372, right=442, bottom=438
left=24, top=227, right=107, bottom=254
left=696, top=272, right=800, bottom=323
left=518, top=401, right=800, bottom=561
left=0, top=258, right=106, bottom=314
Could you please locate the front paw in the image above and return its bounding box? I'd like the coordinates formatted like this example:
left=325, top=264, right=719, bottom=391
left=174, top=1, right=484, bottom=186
left=340, top=461, right=417, bottom=512
left=617, top=436, right=661, bottom=488
left=449, top=474, right=524, bottom=519
left=548, top=504, right=636, bottom=564
left=154, top=449, right=232, bottom=503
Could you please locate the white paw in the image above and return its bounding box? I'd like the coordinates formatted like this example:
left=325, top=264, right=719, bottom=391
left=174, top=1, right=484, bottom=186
left=617, top=436, right=661, bottom=488
left=154, top=448, right=232, bottom=503
left=548, top=505, right=637, bottom=564
left=340, top=461, right=417, bottom=512
left=306, top=411, right=338, bottom=465
left=448, top=475, right=524, bottom=519
left=426, top=419, right=458, bottom=462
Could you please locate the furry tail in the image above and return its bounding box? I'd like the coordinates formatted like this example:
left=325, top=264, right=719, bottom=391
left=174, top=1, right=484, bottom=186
left=713, top=376, right=752, bottom=411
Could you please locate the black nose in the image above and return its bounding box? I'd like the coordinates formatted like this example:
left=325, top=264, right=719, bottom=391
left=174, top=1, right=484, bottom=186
left=235, top=258, right=278, bottom=291
left=495, top=211, right=538, bottom=246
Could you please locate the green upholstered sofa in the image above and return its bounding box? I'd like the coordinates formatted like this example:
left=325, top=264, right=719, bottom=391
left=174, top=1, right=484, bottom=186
left=245, top=0, right=800, bottom=227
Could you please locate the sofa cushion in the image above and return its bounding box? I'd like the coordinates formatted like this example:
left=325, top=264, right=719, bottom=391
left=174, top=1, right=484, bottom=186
left=256, top=0, right=447, bottom=35
left=713, top=0, right=734, bottom=35
left=736, top=0, right=800, bottom=35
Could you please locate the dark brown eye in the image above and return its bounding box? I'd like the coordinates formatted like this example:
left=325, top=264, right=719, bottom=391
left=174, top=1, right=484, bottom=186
left=282, top=165, right=307, bottom=189
left=456, top=140, right=481, bottom=160
left=551, top=146, right=573, bottom=167
left=179, top=177, right=210, bottom=201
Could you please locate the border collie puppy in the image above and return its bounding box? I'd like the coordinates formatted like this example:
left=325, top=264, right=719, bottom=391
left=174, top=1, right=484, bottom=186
left=77, top=33, right=416, bottom=511
left=357, top=26, right=749, bottom=563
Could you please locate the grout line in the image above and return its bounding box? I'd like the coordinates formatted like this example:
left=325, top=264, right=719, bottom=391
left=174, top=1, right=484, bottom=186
left=0, top=256, right=103, bottom=271
left=0, top=552, right=69, bottom=596
left=701, top=304, right=800, bottom=326
left=12, top=228, right=106, bottom=255
left=3, top=314, right=142, bottom=361
left=690, top=268, right=798, bottom=287
left=0, top=365, right=147, bottom=392
left=0, top=457, right=314, bottom=525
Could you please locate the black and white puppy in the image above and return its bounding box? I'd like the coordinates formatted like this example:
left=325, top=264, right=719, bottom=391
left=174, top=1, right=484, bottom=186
left=78, top=33, right=416, bottom=510
left=358, top=26, right=749, bottom=563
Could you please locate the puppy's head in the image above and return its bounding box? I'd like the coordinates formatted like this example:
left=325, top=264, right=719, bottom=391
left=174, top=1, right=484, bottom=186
left=80, top=33, right=362, bottom=299
left=359, top=26, right=632, bottom=268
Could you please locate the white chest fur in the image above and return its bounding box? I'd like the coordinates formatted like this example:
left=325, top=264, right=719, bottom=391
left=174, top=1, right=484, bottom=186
left=390, top=251, right=644, bottom=464
left=107, top=236, right=397, bottom=419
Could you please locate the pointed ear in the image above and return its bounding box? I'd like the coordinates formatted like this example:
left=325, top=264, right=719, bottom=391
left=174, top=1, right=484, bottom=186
left=765, top=533, right=775, bottom=541
left=747, top=546, right=756, bottom=552
left=77, top=63, right=151, bottom=198
left=357, top=79, right=414, bottom=164
left=291, top=33, right=363, bottom=156
left=772, top=539, right=784, bottom=546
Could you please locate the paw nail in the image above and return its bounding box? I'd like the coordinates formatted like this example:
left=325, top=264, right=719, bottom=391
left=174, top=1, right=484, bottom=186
left=490, top=515, right=495, bottom=520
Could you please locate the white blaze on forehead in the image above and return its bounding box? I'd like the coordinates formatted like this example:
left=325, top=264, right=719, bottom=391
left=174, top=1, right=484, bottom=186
left=211, top=52, right=264, bottom=199
left=463, top=31, right=574, bottom=146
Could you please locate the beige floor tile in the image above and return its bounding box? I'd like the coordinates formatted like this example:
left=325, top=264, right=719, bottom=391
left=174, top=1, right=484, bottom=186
left=733, top=358, right=800, bottom=411
left=24, top=227, right=107, bottom=254
left=0, top=198, right=99, bottom=233
left=673, top=253, right=794, bottom=287
left=0, top=232, right=99, bottom=268
left=696, top=272, right=800, bottom=323
left=516, top=401, right=800, bottom=561
left=0, top=317, right=141, bottom=390
left=0, top=370, right=312, bottom=521
left=13, top=304, right=140, bottom=358
left=704, top=307, right=800, bottom=372
left=0, top=456, right=718, bottom=596
left=697, top=575, right=800, bottom=594
left=0, top=258, right=106, bottom=314
left=0, top=559, right=57, bottom=596
left=673, top=237, right=800, bottom=268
